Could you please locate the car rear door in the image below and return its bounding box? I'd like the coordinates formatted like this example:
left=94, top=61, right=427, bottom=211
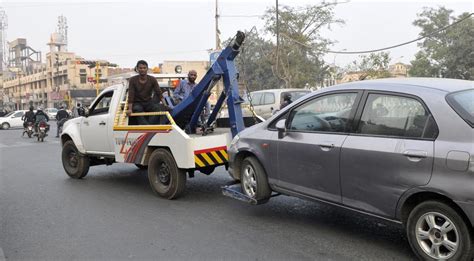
left=276, top=91, right=361, bottom=203
left=11, top=111, right=25, bottom=128
left=340, top=91, right=437, bottom=217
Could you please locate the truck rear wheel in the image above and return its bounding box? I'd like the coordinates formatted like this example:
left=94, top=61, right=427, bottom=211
left=148, top=149, right=186, bottom=199
left=62, top=140, right=90, bottom=179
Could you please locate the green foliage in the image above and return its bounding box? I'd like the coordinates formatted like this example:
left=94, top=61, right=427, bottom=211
left=409, top=7, right=473, bottom=79
left=346, top=52, right=392, bottom=80
left=229, top=2, right=343, bottom=90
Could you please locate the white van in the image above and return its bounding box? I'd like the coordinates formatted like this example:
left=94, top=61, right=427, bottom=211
left=247, top=89, right=311, bottom=119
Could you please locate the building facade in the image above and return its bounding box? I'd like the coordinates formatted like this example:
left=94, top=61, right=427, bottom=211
left=2, top=51, right=115, bottom=110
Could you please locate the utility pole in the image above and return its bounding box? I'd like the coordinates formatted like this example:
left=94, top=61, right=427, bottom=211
left=95, top=61, right=100, bottom=96
left=215, top=0, right=220, bottom=50
left=276, top=0, right=279, bottom=52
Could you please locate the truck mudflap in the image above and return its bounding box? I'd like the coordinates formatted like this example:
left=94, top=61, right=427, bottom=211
left=221, top=182, right=280, bottom=205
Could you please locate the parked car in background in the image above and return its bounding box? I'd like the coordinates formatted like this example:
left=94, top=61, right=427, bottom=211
left=228, top=78, right=474, bottom=260
left=45, top=107, right=58, bottom=119
left=0, top=110, right=29, bottom=129
left=247, top=89, right=311, bottom=119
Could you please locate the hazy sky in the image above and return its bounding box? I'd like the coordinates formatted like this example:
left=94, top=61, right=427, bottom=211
left=2, top=0, right=472, bottom=68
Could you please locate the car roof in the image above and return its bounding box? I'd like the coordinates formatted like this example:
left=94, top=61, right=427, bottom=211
left=328, top=77, right=472, bottom=93
left=251, top=88, right=311, bottom=94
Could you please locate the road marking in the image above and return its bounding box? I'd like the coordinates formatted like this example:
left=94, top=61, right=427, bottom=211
left=0, top=247, right=5, bottom=261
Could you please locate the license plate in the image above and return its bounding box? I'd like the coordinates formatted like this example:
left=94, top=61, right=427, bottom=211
left=40, top=127, right=45, bottom=131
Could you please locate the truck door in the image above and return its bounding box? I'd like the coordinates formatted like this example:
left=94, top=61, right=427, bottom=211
left=81, top=90, right=114, bottom=153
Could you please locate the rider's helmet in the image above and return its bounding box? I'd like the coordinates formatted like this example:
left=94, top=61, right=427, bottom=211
left=283, top=93, right=292, bottom=102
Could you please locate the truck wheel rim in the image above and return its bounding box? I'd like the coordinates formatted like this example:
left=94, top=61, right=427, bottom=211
left=67, top=150, right=78, bottom=168
left=415, top=212, right=459, bottom=259
left=242, top=165, right=257, bottom=198
left=158, top=162, right=170, bottom=185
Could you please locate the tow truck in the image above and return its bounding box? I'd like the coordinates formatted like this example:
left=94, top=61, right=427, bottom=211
left=60, top=31, right=251, bottom=199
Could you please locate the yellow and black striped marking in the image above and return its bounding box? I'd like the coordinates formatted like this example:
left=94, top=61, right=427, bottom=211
left=194, top=146, right=228, bottom=167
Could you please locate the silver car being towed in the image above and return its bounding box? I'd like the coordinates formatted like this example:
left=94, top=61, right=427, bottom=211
left=228, top=78, right=474, bottom=260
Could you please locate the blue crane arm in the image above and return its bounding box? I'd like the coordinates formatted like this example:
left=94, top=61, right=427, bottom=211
left=171, top=31, right=246, bottom=138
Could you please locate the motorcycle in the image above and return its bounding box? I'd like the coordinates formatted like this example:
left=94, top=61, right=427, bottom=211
left=24, top=122, right=34, bottom=138
left=37, top=121, right=49, bottom=142
left=57, top=118, right=68, bottom=136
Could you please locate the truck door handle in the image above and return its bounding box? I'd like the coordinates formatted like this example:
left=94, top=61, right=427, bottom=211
left=99, top=121, right=106, bottom=125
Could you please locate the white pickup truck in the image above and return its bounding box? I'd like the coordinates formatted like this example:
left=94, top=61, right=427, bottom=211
left=60, top=74, right=233, bottom=199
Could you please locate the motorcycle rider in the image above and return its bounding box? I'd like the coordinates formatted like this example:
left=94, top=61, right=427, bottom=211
left=33, top=107, right=49, bottom=135
left=21, top=106, right=36, bottom=136
left=55, top=105, right=70, bottom=137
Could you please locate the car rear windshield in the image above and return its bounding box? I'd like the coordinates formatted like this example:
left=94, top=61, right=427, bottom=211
left=446, top=89, right=474, bottom=127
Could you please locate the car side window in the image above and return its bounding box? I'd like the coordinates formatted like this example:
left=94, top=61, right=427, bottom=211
left=262, top=93, right=275, bottom=105
left=288, top=93, right=358, bottom=133
left=357, top=94, right=438, bottom=139
left=90, top=91, right=114, bottom=116
left=13, top=112, right=23, bottom=118
left=251, top=93, right=263, bottom=106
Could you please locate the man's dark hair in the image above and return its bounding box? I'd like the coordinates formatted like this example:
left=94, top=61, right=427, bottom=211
left=135, top=60, right=148, bottom=72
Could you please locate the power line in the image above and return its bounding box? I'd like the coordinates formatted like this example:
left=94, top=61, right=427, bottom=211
left=281, top=12, right=473, bottom=55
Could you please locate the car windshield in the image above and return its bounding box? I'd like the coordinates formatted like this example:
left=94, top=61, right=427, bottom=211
left=49, top=108, right=58, bottom=113
left=446, top=89, right=474, bottom=127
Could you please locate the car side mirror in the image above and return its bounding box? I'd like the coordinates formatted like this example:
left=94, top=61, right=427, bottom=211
left=78, top=107, right=88, bottom=117
left=276, top=119, right=286, bottom=139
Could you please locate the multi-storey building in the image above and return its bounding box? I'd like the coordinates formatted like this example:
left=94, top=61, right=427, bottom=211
left=2, top=50, right=115, bottom=110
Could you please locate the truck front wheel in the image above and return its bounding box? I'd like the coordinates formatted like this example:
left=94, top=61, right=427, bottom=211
left=148, top=149, right=186, bottom=199
left=62, top=140, right=90, bottom=179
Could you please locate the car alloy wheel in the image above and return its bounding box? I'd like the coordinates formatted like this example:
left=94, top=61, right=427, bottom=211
left=242, top=164, right=257, bottom=198
left=415, top=211, right=459, bottom=259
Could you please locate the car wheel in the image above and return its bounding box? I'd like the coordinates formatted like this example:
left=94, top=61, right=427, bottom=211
left=240, top=157, right=271, bottom=201
left=148, top=149, right=186, bottom=199
left=62, top=140, right=90, bottom=179
left=407, top=200, right=473, bottom=260
left=1, top=122, right=10, bottom=130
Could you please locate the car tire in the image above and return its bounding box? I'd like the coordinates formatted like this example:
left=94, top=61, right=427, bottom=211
left=240, top=157, right=271, bottom=201
left=148, top=149, right=186, bottom=199
left=1, top=122, right=10, bottom=130
left=407, top=200, right=473, bottom=261
left=62, top=140, right=90, bottom=179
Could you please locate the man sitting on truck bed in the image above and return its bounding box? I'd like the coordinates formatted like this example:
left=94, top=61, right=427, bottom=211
left=127, top=60, right=169, bottom=125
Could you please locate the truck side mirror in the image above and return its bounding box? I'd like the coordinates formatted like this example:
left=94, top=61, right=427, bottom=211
left=276, top=119, right=286, bottom=139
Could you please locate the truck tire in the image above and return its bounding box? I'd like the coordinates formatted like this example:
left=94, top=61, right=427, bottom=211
left=62, top=140, right=90, bottom=179
left=148, top=149, right=186, bottom=199
left=407, top=200, right=473, bottom=261
left=240, top=156, right=271, bottom=201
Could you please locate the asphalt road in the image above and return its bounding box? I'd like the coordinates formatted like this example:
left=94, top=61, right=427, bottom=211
left=0, top=125, right=415, bottom=260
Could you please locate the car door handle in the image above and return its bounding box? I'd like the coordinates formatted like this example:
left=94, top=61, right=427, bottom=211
left=403, top=150, right=427, bottom=159
left=99, top=121, right=106, bottom=125
left=318, top=142, right=335, bottom=151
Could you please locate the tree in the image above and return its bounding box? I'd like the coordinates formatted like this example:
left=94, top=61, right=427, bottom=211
left=263, top=3, right=344, bottom=89
left=346, top=52, right=392, bottom=80
left=409, top=7, right=473, bottom=79
left=229, top=2, right=344, bottom=91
